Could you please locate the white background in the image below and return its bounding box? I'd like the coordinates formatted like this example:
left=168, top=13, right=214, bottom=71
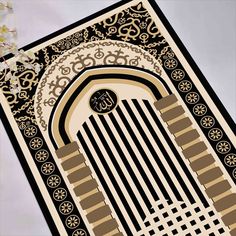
left=0, top=0, right=235, bottom=235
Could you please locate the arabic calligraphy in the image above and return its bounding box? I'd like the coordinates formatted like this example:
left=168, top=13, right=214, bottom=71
left=90, top=89, right=118, bottom=114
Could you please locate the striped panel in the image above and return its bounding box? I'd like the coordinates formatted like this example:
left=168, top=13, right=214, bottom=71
left=190, top=154, right=214, bottom=172
left=77, top=99, right=218, bottom=234
left=86, top=205, right=111, bottom=223
left=61, top=154, right=85, bottom=171
left=154, top=94, right=236, bottom=234
left=214, top=193, right=236, bottom=212
left=55, top=142, right=122, bottom=236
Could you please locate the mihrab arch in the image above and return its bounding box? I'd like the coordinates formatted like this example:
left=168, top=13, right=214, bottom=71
left=48, top=65, right=235, bottom=236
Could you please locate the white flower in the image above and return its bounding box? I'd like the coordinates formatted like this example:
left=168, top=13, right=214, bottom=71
left=34, top=63, right=41, bottom=73
left=10, top=43, right=18, bottom=55
left=24, top=63, right=34, bottom=69
left=0, top=4, right=5, bottom=11
left=10, top=86, right=20, bottom=94
left=0, top=25, right=9, bottom=34
left=17, top=50, right=36, bottom=66
left=5, top=71, right=12, bottom=80
left=11, top=28, right=17, bottom=38
left=0, top=2, right=13, bottom=12
left=6, top=2, right=13, bottom=10
left=0, top=62, right=8, bottom=71
left=10, top=75, right=17, bottom=84
left=26, top=51, right=36, bottom=60
left=9, top=61, right=17, bottom=71
left=0, top=35, right=6, bottom=43
left=18, top=50, right=30, bottom=62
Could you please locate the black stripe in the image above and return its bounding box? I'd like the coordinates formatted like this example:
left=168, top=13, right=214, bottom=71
left=108, top=112, right=160, bottom=202
left=143, top=100, right=210, bottom=207
left=115, top=105, right=172, bottom=203
left=98, top=115, right=153, bottom=213
left=132, top=99, right=195, bottom=203
left=89, top=115, right=146, bottom=220
left=81, top=123, right=141, bottom=231
left=122, top=100, right=183, bottom=202
left=77, top=131, right=133, bottom=235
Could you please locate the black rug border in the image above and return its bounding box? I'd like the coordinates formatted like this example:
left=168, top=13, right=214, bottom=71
left=0, top=104, right=60, bottom=236
left=148, top=0, right=236, bottom=133
left=0, top=0, right=235, bottom=234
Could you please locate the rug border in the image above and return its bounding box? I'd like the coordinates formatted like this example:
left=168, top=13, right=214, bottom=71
left=147, top=0, right=236, bottom=133
left=0, top=104, right=60, bottom=236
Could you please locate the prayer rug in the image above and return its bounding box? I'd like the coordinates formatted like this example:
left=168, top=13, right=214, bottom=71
left=1, top=0, right=236, bottom=235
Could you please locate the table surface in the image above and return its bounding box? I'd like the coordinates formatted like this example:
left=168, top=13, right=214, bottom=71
left=0, top=0, right=235, bottom=235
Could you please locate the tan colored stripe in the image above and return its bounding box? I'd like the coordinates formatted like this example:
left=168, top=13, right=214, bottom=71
left=80, top=192, right=105, bottom=210
left=73, top=179, right=98, bottom=196
left=86, top=201, right=104, bottom=214
left=112, top=233, right=123, bottom=236
left=61, top=154, right=85, bottom=171
left=68, top=166, right=91, bottom=184
left=154, top=94, right=177, bottom=110
left=190, top=154, right=215, bottom=172
left=175, top=129, right=199, bottom=146
left=61, top=150, right=80, bottom=162
left=205, top=176, right=224, bottom=188
left=197, top=163, right=215, bottom=175
left=190, top=150, right=208, bottom=162
left=222, top=210, right=236, bottom=226
left=175, top=126, right=193, bottom=138
left=230, top=223, right=236, bottom=229
left=198, top=167, right=223, bottom=185
left=205, top=180, right=231, bottom=198
left=93, top=219, right=118, bottom=236
left=167, top=114, right=186, bottom=125
left=168, top=117, right=192, bottom=134
left=182, top=142, right=207, bottom=159
left=182, top=138, right=200, bottom=150
left=221, top=205, right=236, bottom=217
left=107, top=229, right=120, bottom=236
left=230, top=228, right=236, bottom=236
left=94, top=215, right=114, bottom=228
left=161, top=105, right=185, bottom=122
left=160, top=102, right=178, bottom=113
left=76, top=187, right=97, bottom=202
left=67, top=162, right=86, bottom=175
left=55, top=142, right=79, bottom=159
left=87, top=205, right=112, bottom=223
left=214, top=193, right=236, bottom=212
left=73, top=175, right=91, bottom=188
left=213, top=190, right=232, bottom=202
